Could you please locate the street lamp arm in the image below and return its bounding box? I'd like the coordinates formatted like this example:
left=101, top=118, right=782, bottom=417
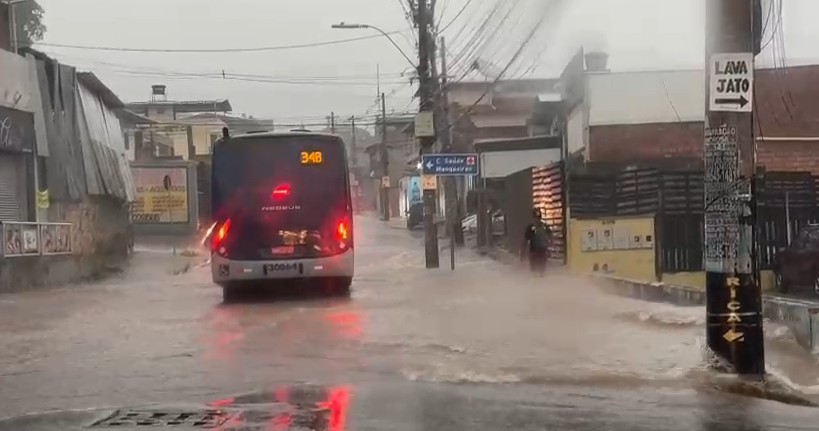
left=332, top=23, right=417, bottom=70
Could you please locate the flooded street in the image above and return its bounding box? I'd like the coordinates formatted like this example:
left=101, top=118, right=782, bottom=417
left=1, top=216, right=819, bottom=430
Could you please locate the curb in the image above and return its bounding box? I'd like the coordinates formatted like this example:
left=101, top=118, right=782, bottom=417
left=590, top=275, right=706, bottom=307
left=762, top=296, right=819, bottom=355
left=592, top=274, right=819, bottom=356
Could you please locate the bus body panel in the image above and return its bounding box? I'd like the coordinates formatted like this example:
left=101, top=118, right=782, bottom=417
left=209, top=132, right=354, bottom=286
left=211, top=247, right=354, bottom=284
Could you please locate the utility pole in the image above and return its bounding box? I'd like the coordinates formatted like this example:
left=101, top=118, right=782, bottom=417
left=350, top=116, right=358, bottom=169
left=351, top=115, right=360, bottom=215
left=330, top=112, right=336, bottom=134
left=9, top=2, right=18, bottom=54
left=704, top=0, right=764, bottom=376
left=380, top=92, right=390, bottom=221
left=417, top=0, right=440, bottom=268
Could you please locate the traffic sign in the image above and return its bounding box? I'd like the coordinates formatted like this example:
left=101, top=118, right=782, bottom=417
left=709, top=52, right=753, bottom=113
left=421, top=153, right=479, bottom=176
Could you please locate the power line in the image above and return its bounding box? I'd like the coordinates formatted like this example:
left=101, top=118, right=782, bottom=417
left=33, top=30, right=409, bottom=53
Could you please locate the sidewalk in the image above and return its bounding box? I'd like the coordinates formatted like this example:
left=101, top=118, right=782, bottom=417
left=588, top=274, right=819, bottom=356
left=466, top=233, right=819, bottom=356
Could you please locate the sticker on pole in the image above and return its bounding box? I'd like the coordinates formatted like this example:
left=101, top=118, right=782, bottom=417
left=421, top=175, right=437, bottom=190
left=709, top=52, right=753, bottom=113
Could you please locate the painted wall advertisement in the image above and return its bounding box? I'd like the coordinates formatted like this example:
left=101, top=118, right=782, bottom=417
left=131, top=167, right=189, bottom=224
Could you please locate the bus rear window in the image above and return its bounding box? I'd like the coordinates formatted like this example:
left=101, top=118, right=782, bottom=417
left=212, top=136, right=348, bottom=226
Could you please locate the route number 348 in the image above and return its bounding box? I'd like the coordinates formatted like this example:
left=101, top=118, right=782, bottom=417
left=301, top=151, right=323, bottom=165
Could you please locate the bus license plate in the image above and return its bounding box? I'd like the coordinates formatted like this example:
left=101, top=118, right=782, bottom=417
left=265, top=263, right=301, bottom=275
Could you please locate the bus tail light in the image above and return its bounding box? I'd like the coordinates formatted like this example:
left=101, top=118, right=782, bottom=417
left=335, top=217, right=352, bottom=250
left=211, top=218, right=232, bottom=253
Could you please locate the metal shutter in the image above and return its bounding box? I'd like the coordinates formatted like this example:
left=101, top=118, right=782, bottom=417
left=0, top=155, right=22, bottom=221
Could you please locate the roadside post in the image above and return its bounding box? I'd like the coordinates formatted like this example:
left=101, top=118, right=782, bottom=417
left=421, top=153, right=479, bottom=271
left=163, top=174, right=176, bottom=256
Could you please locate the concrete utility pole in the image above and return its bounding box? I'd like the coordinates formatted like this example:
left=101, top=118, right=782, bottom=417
left=704, top=0, right=764, bottom=376
left=380, top=92, right=390, bottom=221
left=417, top=0, right=440, bottom=268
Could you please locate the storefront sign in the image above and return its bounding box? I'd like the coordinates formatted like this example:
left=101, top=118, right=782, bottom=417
left=131, top=167, right=189, bottom=224
left=0, top=106, right=35, bottom=153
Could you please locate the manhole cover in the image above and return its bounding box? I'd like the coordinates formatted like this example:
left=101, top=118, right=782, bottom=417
left=90, top=409, right=233, bottom=428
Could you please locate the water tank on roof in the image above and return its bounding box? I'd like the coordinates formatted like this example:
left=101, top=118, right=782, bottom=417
left=151, top=85, right=167, bottom=101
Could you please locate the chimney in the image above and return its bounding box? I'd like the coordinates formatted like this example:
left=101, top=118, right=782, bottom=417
left=151, top=84, right=167, bottom=101
left=584, top=52, right=609, bottom=72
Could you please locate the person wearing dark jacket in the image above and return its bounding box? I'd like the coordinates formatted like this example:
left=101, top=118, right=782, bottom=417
left=521, top=208, right=552, bottom=276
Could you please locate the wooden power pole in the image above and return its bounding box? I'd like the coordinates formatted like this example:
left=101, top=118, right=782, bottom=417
left=704, top=0, right=764, bottom=376
left=417, top=0, right=440, bottom=268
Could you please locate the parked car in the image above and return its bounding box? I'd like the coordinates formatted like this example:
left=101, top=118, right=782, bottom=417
left=461, top=214, right=478, bottom=232
left=773, top=224, right=819, bottom=296
left=460, top=211, right=505, bottom=235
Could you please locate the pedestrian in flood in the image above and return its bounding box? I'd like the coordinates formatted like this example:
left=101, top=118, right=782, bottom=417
left=521, top=207, right=552, bottom=277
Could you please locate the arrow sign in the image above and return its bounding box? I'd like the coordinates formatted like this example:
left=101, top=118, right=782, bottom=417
left=421, top=153, right=479, bottom=176
left=723, top=328, right=745, bottom=343
left=709, top=52, right=754, bottom=113
left=714, top=95, right=749, bottom=108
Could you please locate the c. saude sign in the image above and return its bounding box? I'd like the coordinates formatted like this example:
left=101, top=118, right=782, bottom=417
left=709, top=52, right=754, bottom=113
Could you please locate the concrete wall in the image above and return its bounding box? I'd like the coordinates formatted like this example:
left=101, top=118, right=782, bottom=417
left=130, top=161, right=199, bottom=236
left=567, top=216, right=656, bottom=282
left=0, top=253, right=127, bottom=293
left=587, top=70, right=704, bottom=126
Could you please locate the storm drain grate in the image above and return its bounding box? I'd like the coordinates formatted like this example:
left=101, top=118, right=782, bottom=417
left=90, top=409, right=233, bottom=428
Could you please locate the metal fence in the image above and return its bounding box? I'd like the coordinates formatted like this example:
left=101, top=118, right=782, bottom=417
left=1, top=221, right=73, bottom=258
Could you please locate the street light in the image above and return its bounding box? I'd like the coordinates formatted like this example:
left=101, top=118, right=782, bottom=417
left=332, top=21, right=418, bottom=222
left=331, top=22, right=417, bottom=69
left=2, top=0, right=32, bottom=54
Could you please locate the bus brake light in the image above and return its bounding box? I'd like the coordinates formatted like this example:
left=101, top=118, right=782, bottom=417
left=272, top=184, right=291, bottom=200
left=337, top=220, right=350, bottom=242
left=212, top=218, right=232, bottom=251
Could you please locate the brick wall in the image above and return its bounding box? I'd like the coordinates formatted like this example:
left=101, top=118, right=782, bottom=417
left=588, top=122, right=704, bottom=163
left=590, top=124, right=819, bottom=174
left=757, top=140, right=819, bottom=174
left=586, top=66, right=819, bottom=173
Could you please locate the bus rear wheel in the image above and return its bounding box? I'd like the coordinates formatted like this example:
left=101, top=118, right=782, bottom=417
left=321, top=277, right=352, bottom=297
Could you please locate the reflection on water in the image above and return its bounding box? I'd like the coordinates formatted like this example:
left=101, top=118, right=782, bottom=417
left=207, top=386, right=352, bottom=431
left=205, top=307, right=245, bottom=364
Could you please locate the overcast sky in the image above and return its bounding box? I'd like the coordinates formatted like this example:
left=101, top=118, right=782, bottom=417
left=34, top=0, right=818, bottom=126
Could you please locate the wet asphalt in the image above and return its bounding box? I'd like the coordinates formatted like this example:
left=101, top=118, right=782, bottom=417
left=1, top=216, right=819, bottom=430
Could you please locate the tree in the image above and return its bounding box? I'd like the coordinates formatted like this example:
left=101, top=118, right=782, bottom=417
left=10, top=1, right=47, bottom=46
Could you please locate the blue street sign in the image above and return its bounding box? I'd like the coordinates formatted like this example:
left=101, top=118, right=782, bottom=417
left=422, top=153, right=479, bottom=176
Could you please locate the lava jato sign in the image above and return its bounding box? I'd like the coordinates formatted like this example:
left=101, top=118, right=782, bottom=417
left=709, top=52, right=754, bottom=113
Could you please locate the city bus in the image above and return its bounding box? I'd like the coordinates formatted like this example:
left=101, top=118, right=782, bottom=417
left=209, top=129, right=354, bottom=299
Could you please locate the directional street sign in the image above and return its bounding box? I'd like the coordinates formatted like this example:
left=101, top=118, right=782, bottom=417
left=709, top=52, right=754, bottom=113
left=421, top=153, right=479, bottom=176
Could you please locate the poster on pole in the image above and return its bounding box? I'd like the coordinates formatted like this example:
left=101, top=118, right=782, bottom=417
left=704, top=126, right=741, bottom=272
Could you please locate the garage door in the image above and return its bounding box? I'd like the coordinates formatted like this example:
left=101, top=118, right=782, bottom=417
left=0, top=155, right=23, bottom=221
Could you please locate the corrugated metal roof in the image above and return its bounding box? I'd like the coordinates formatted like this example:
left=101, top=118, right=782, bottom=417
left=77, top=72, right=124, bottom=108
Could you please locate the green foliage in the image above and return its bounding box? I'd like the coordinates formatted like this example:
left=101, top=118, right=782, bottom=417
left=11, top=1, right=47, bottom=46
